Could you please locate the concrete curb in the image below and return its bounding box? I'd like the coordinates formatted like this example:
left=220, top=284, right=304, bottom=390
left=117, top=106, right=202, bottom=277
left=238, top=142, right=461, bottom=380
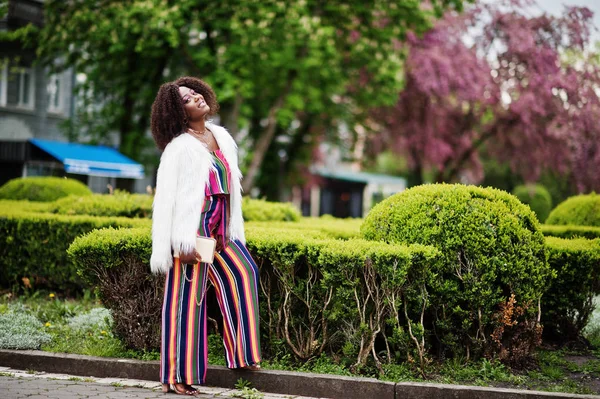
left=0, top=350, right=598, bottom=399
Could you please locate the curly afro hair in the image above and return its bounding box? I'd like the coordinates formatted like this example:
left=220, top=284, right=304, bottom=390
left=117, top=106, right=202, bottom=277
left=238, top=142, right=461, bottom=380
left=150, top=76, right=219, bottom=151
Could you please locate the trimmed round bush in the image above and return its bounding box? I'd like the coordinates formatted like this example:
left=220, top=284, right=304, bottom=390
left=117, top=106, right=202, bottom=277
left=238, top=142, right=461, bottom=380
left=361, top=183, right=551, bottom=361
left=242, top=197, right=301, bottom=222
left=50, top=193, right=153, bottom=218
left=0, top=176, right=91, bottom=202
left=546, top=193, right=600, bottom=227
left=512, top=184, right=552, bottom=222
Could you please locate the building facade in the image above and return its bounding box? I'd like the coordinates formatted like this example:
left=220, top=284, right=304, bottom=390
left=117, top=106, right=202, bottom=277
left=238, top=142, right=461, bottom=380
left=0, top=0, right=145, bottom=192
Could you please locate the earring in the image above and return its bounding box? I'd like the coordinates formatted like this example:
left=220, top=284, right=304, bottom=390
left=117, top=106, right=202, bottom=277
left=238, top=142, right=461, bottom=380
left=183, top=117, right=188, bottom=126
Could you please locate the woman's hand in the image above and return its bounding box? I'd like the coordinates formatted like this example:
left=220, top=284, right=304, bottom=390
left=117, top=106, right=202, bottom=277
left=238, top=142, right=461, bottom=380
left=215, top=235, right=228, bottom=253
left=179, top=249, right=202, bottom=265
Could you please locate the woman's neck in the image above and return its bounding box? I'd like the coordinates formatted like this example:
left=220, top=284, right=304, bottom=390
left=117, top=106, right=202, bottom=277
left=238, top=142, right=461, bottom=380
left=187, top=119, right=207, bottom=134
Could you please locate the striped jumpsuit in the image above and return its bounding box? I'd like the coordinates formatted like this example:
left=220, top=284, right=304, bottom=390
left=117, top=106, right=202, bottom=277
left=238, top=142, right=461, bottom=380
left=160, top=149, right=261, bottom=385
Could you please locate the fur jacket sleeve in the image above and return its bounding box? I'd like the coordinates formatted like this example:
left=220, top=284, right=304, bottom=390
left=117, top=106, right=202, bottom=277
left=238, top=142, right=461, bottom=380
left=150, top=122, right=246, bottom=274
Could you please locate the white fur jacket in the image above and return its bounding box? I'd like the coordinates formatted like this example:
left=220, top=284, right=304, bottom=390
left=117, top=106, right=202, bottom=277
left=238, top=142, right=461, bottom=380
left=150, top=122, right=246, bottom=274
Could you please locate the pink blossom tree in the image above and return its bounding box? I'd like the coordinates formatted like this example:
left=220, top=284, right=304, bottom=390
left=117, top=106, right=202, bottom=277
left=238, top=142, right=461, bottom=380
left=375, top=0, right=600, bottom=192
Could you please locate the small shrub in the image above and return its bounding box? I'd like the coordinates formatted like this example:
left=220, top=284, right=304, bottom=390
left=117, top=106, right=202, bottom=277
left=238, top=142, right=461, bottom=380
left=0, top=176, right=91, bottom=202
left=242, top=198, right=301, bottom=222
left=583, top=297, right=600, bottom=347
left=50, top=193, right=153, bottom=218
left=67, top=308, right=113, bottom=332
left=546, top=193, right=600, bottom=227
left=513, top=184, right=552, bottom=223
left=542, top=237, right=600, bottom=341
left=487, top=294, right=542, bottom=368
left=0, top=311, right=51, bottom=349
left=361, top=183, right=551, bottom=362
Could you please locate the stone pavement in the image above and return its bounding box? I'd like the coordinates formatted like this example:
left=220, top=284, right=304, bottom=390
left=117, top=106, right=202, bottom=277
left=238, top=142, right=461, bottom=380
left=0, top=367, right=323, bottom=399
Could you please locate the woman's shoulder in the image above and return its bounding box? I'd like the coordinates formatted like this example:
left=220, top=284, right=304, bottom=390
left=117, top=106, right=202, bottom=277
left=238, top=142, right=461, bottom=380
left=163, top=132, right=205, bottom=156
left=164, top=132, right=192, bottom=151
left=207, top=122, right=235, bottom=143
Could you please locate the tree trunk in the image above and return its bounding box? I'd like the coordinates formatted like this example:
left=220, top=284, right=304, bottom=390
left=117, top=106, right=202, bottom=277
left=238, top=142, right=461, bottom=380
left=242, top=81, right=293, bottom=193
left=242, top=99, right=284, bottom=193
left=283, top=113, right=314, bottom=173
left=436, top=117, right=516, bottom=182
left=219, top=92, right=244, bottom=140
left=117, top=54, right=169, bottom=192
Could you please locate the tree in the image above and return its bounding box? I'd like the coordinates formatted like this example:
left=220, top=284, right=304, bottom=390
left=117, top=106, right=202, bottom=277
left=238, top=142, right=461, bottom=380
left=17, top=0, right=469, bottom=194
left=374, top=0, right=600, bottom=192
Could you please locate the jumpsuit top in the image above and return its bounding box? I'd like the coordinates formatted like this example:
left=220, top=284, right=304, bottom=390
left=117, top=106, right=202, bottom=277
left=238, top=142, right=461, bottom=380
left=205, top=149, right=231, bottom=196
left=199, top=150, right=232, bottom=247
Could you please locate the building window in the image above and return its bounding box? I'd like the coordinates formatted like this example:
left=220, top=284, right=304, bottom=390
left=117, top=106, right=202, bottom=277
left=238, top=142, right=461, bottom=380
left=47, top=73, right=64, bottom=114
left=5, top=65, right=35, bottom=110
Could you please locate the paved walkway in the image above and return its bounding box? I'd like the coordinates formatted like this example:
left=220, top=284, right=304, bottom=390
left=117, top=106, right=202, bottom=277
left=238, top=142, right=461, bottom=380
left=0, top=367, right=322, bottom=399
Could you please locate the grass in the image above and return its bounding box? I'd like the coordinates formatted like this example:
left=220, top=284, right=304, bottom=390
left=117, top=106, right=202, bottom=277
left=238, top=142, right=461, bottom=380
left=233, top=379, right=264, bottom=399
left=2, top=293, right=600, bottom=395
left=0, top=291, right=159, bottom=361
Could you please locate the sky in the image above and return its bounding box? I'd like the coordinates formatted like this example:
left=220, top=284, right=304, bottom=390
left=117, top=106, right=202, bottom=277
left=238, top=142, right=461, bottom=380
left=534, top=0, right=600, bottom=45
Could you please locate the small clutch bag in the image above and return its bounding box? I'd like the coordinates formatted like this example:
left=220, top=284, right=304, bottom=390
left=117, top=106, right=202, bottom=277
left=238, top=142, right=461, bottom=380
left=173, top=237, right=217, bottom=264
left=195, top=236, right=217, bottom=264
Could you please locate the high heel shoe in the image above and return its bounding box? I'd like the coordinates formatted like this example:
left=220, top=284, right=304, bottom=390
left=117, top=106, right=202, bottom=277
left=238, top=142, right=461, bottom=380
left=161, top=383, right=199, bottom=396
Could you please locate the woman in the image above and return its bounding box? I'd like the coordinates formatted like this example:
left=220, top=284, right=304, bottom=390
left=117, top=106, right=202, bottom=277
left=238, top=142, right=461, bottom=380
left=150, top=76, right=261, bottom=395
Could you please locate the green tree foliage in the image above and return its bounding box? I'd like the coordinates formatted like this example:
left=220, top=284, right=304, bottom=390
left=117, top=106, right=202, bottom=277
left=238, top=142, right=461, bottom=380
left=17, top=0, right=467, bottom=193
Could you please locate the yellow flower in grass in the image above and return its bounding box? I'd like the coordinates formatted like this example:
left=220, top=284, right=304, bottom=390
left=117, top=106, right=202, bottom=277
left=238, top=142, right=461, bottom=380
left=45, top=322, right=51, bottom=327
left=101, top=330, right=107, bottom=335
left=49, top=293, right=55, bottom=298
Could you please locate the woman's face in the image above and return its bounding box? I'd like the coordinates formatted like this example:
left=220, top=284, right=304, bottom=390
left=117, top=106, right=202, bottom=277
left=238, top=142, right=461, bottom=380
left=178, top=85, right=210, bottom=121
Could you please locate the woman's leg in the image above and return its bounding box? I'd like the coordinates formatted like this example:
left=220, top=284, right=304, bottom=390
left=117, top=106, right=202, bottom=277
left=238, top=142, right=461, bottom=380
left=161, top=258, right=210, bottom=385
left=208, top=239, right=261, bottom=368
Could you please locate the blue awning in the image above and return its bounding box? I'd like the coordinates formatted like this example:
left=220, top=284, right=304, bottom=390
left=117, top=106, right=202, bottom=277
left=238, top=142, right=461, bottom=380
left=29, top=139, right=145, bottom=179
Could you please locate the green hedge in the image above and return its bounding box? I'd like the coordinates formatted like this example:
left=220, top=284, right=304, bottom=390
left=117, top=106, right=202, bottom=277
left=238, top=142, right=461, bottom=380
left=59, top=214, right=600, bottom=367
left=68, top=224, right=442, bottom=370
left=541, top=224, right=600, bottom=239
left=361, top=184, right=551, bottom=362
left=49, top=193, right=153, bottom=218
left=242, top=198, right=301, bottom=222
left=67, top=227, right=159, bottom=351
left=0, top=177, right=92, bottom=202
left=247, top=216, right=362, bottom=240
left=0, top=205, right=149, bottom=293
left=542, top=237, right=600, bottom=340
left=512, top=184, right=552, bottom=223
left=44, top=195, right=300, bottom=221
left=546, top=193, right=600, bottom=227
left=0, top=200, right=53, bottom=213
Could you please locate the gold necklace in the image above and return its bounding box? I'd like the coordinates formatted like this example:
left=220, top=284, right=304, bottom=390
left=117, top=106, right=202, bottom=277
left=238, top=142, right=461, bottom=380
left=187, top=127, right=207, bottom=136
left=188, top=127, right=213, bottom=148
